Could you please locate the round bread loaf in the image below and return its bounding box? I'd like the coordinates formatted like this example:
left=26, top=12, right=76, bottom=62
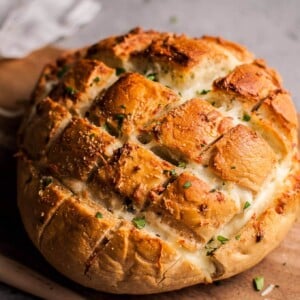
left=17, top=28, right=300, bottom=294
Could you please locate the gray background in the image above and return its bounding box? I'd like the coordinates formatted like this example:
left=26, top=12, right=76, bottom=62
left=1, top=0, right=299, bottom=299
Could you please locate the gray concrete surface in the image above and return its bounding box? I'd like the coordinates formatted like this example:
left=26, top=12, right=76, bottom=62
left=1, top=0, right=299, bottom=298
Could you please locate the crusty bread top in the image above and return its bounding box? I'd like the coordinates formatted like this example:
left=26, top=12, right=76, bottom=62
left=17, top=28, right=300, bottom=294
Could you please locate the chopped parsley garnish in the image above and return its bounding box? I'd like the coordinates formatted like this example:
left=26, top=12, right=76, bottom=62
left=169, top=15, right=178, bottom=24
left=163, top=169, right=177, bottom=177
left=197, top=89, right=211, bottom=96
left=242, top=113, right=251, bottom=122
left=170, top=169, right=177, bottom=176
left=253, top=276, right=264, bottom=291
left=116, top=67, right=126, bottom=76
left=178, top=161, right=187, bottom=168
left=132, top=216, right=146, bottom=229
left=183, top=181, right=192, bottom=189
left=243, top=201, right=251, bottom=210
left=65, top=86, right=77, bottom=96
left=103, top=122, right=112, bottom=131
left=217, top=235, right=229, bottom=244
left=41, top=176, right=53, bottom=188
left=114, top=114, right=125, bottom=129
left=95, top=212, right=103, bottom=219
left=93, top=76, right=100, bottom=83
left=57, top=65, right=69, bottom=78
left=146, top=73, right=157, bottom=81
left=235, top=234, right=241, bottom=240
left=115, top=114, right=125, bottom=120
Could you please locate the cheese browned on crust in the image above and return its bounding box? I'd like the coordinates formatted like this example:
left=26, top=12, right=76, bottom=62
left=17, top=28, right=300, bottom=294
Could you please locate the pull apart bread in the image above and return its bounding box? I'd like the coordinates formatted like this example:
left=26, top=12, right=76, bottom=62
left=17, top=28, right=300, bottom=294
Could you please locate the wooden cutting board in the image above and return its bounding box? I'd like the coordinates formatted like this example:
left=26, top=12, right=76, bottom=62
left=0, top=48, right=299, bottom=300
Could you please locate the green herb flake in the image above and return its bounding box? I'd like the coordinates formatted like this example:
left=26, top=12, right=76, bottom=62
left=178, top=161, right=187, bottom=168
left=183, top=181, right=192, bottom=189
left=217, top=235, right=229, bottom=244
left=170, top=169, right=177, bottom=176
left=120, top=104, right=126, bottom=109
left=114, top=114, right=125, bottom=129
left=95, top=212, right=103, bottom=219
left=253, top=276, right=264, bottom=291
left=65, top=86, right=77, bottom=96
left=209, top=188, right=216, bottom=193
left=242, top=113, right=251, bottom=122
left=116, top=67, right=126, bottom=76
left=93, top=76, right=100, bottom=83
left=57, top=65, right=69, bottom=78
left=115, top=114, right=125, bottom=120
left=163, top=169, right=177, bottom=177
left=235, top=234, right=241, bottom=240
left=146, top=73, right=157, bottom=81
left=132, top=216, right=146, bottom=229
left=41, top=176, right=53, bottom=188
left=197, top=89, right=211, bottom=96
left=243, top=201, right=251, bottom=210
left=103, top=122, right=109, bottom=131
left=169, top=15, right=178, bottom=24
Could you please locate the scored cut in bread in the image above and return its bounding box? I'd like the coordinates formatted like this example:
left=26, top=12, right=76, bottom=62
left=17, top=28, right=300, bottom=294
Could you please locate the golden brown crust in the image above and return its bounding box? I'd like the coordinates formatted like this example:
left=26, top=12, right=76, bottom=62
left=208, top=125, right=277, bottom=192
left=88, top=72, right=179, bottom=136
left=97, top=142, right=173, bottom=209
left=50, top=59, right=116, bottom=115
left=213, top=60, right=282, bottom=101
left=201, top=35, right=254, bottom=63
left=85, top=222, right=208, bottom=294
left=153, top=172, right=238, bottom=245
left=86, top=27, right=160, bottom=68
left=17, top=158, right=72, bottom=247
left=48, top=118, right=116, bottom=181
left=40, top=196, right=118, bottom=287
left=17, top=28, right=300, bottom=294
left=154, top=98, right=233, bottom=162
left=212, top=172, right=300, bottom=279
left=21, top=97, right=71, bottom=159
left=31, top=49, right=87, bottom=103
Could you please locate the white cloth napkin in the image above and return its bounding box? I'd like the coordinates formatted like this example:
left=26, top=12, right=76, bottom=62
left=0, top=0, right=101, bottom=58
